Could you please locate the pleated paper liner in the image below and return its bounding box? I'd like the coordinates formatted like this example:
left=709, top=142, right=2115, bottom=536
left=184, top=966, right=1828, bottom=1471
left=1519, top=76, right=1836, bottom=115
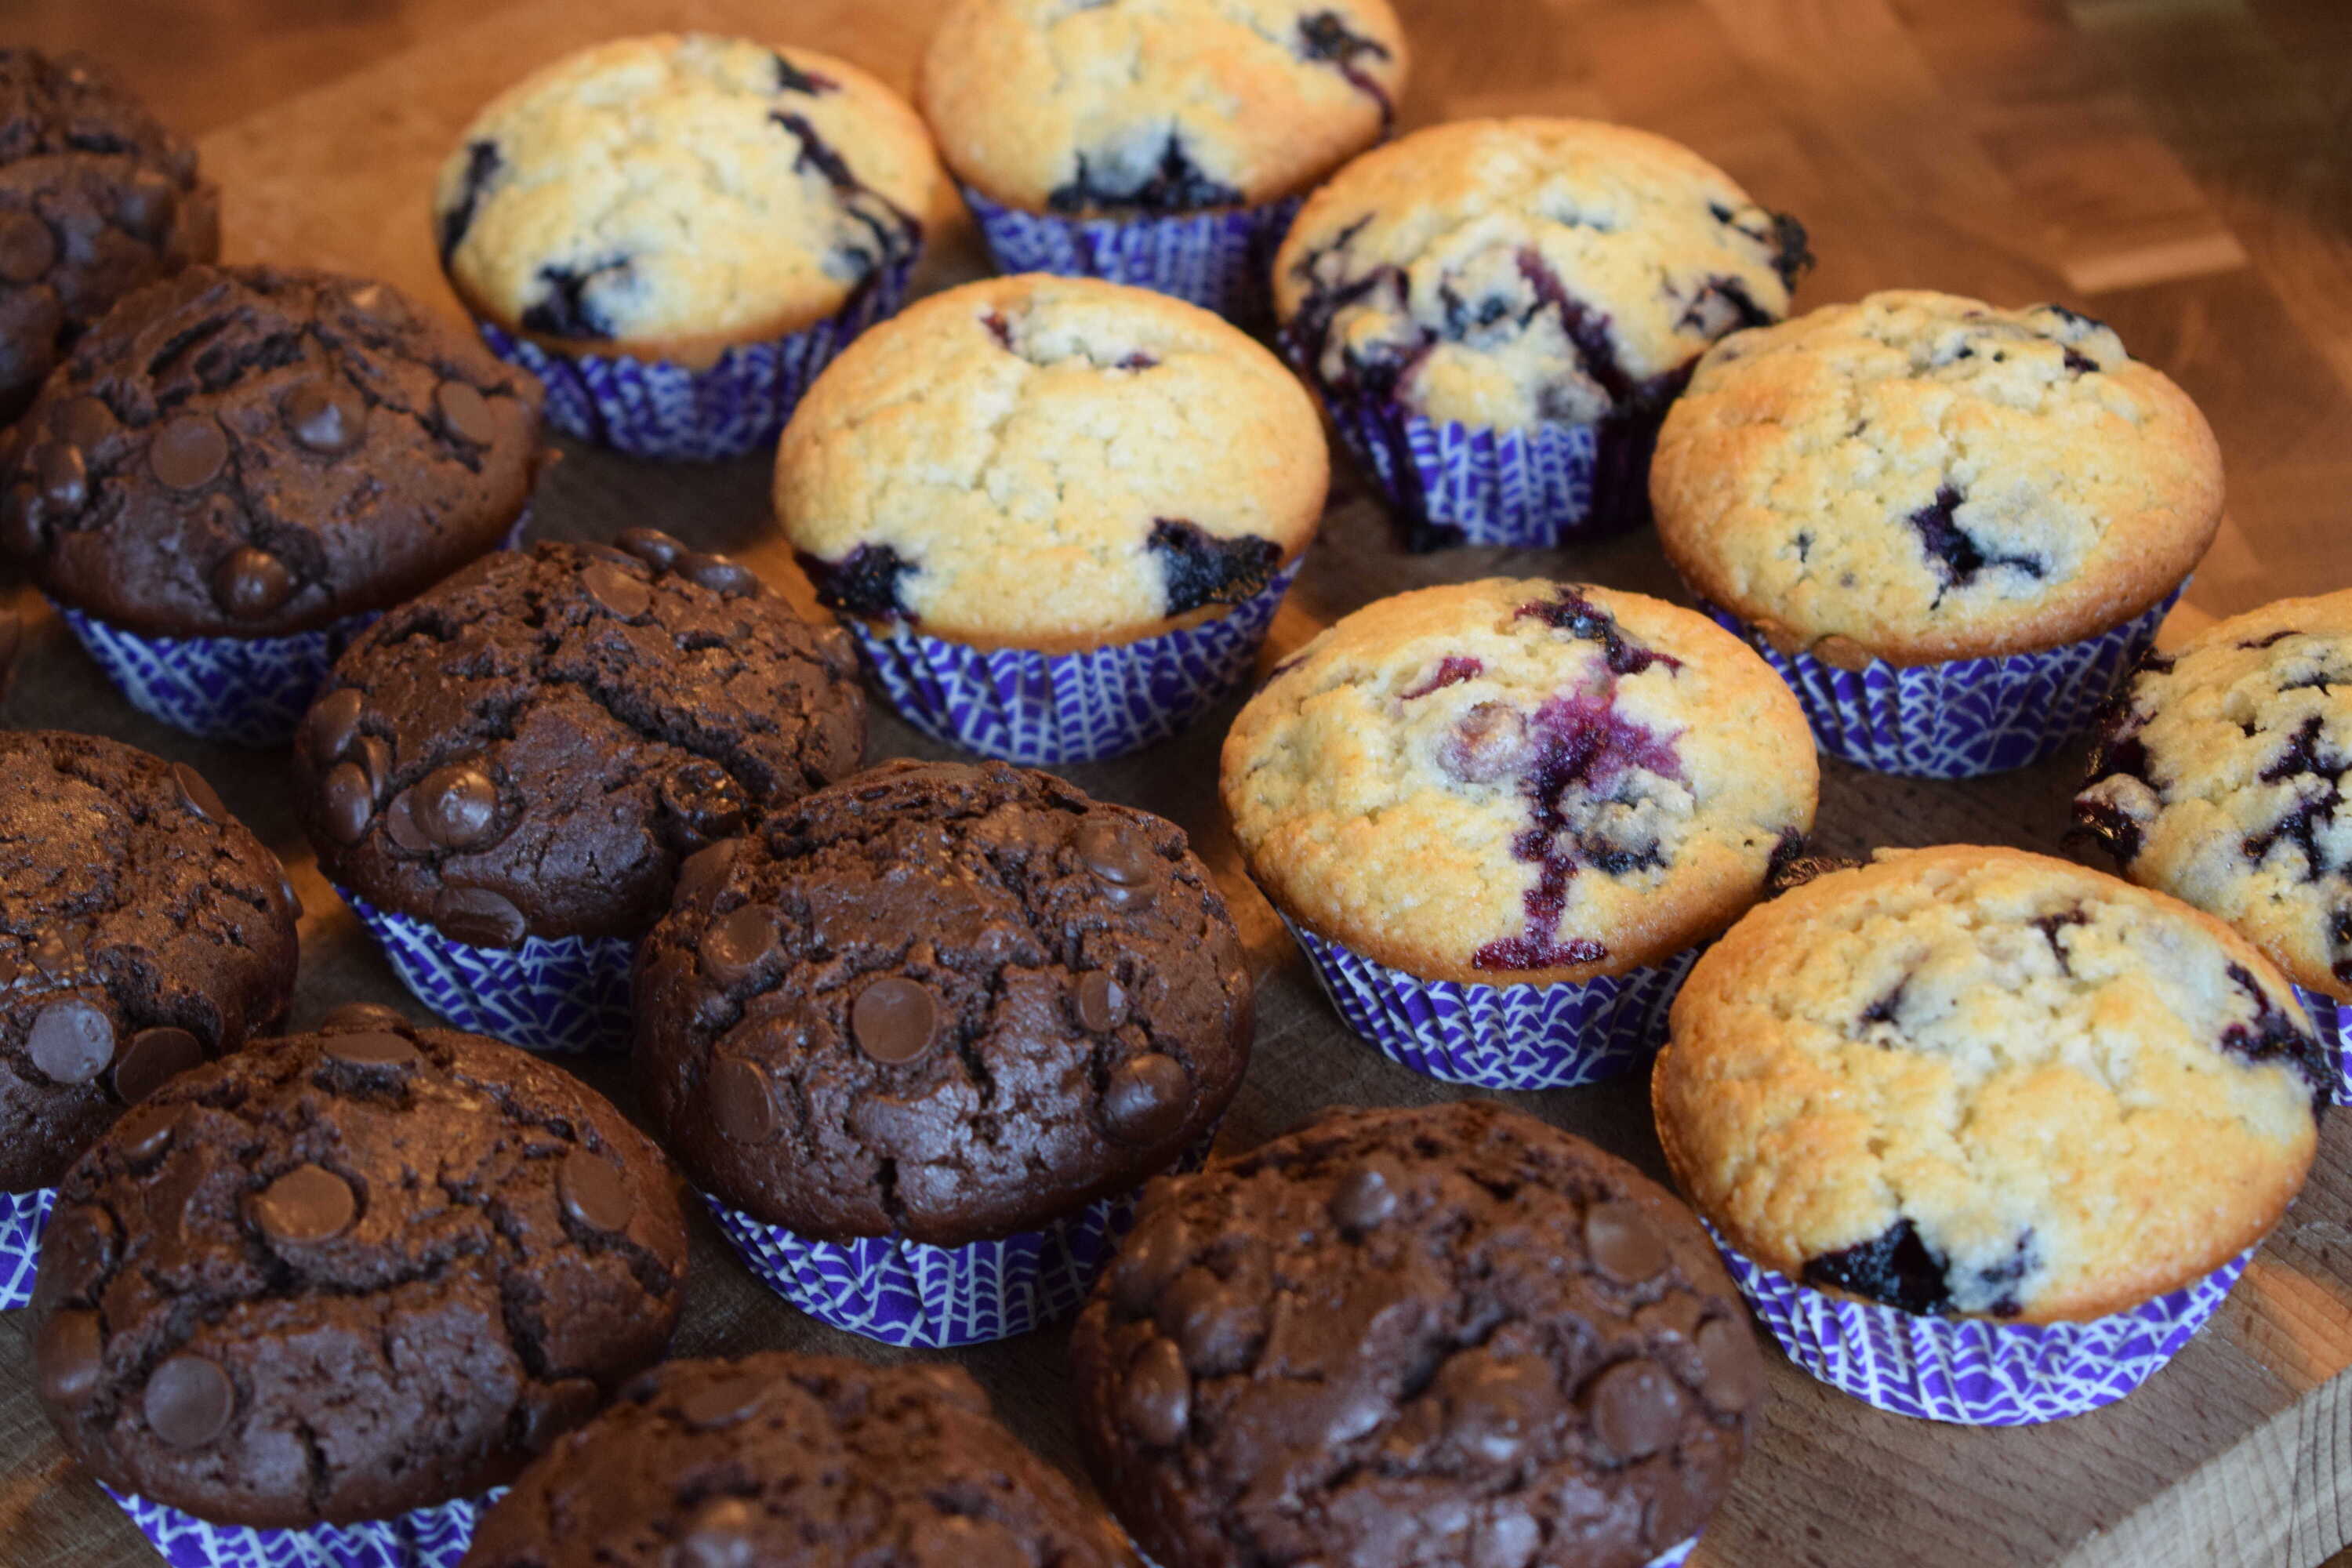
left=960, top=184, right=1301, bottom=326
left=0, top=1185, right=53, bottom=1310
left=342, top=894, right=632, bottom=1055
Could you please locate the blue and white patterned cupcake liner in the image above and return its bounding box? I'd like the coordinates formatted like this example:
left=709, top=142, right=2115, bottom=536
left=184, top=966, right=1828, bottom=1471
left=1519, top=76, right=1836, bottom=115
left=100, top=1483, right=492, bottom=1568
left=472, top=260, right=913, bottom=463
left=1699, top=586, right=2183, bottom=779
left=844, top=559, right=1301, bottom=765
left=1709, top=1223, right=2252, bottom=1425
left=1280, top=915, right=1697, bottom=1091
left=343, top=893, right=634, bottom=1055
left=960, top=185, right=1302, bottom=325
left=2, top=1186, right=54, bottom=1309
left=1648, top=1539, right=1698, bottom=1568
left=56, top=605, right=376, bottom=750
left=2290, top=985, right=2352, bottom=1106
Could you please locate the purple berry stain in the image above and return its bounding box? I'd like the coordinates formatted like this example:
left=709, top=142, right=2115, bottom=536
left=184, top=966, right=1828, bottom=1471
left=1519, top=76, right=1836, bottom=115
left=1515, top=585, right=1682, bottom=677
left=1400, top=655, right=1483, bottom=700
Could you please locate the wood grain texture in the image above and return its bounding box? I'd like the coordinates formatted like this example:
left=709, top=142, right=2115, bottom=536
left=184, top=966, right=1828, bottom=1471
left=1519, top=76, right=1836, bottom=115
left=1, top=2, right=2350, bottom=1566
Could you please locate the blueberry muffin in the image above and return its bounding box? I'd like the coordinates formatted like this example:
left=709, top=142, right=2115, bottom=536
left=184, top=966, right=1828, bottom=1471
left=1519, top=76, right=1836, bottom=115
left=1072, top=1101, right=1765, bottom=1568
left=1652, top=291, right=2223, bottom=666
left=0, top=49, right=219, bottom=423
left=292, top=535, right=865, bottom=949
left=437, top=34, right=943, bottom=365
left=919, top=0, right=1406, bottom=216
left=633, top=758, right=1252, bottom=1243
left=1222, top=579, right=1817, bottom=985
left=463, top=1353, right=1135, bottom=1568
left=2, top=731, right=298, bottom=1194
left=1653, top=846, right=2325, bottom=1323
left=31, top=1018, right=688, bottom=1527
left=1, top=264, right=543, bottom=637
left=2077, top=590, right=2352, bottom=1011
left=778, top=273, right=1326, bottom=652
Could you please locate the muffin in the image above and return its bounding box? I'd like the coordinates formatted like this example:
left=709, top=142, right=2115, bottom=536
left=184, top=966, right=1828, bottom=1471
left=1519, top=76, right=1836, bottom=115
left=0, top=731, right=299, bottom=1308
left=919, top=0, right=1407, bottom=321
left=291, top=535, right=866, bottom=1054
left=0, top=49, right=219, bottom=423
left=30, top=1018, right=689, bottom=1559
left=2076, top=589, right=2352, bottom=1102
left=634, top=757, right=1253, bottom=1345
left=1271, top=117, right=1808, bottom=549
left=1653, top=845, right=2325, bottom=1424
left=1221, top=578, right=1817, bottom=1088
left=777, top=272, right=1327, bottom=762
left=464, top=1352, right=1135, bottom=1568
left=436, top=34, right=945, bottom=460
left=1652, top=290, right=2223, bottom=777
left=1073, top=1101, right=1764, bottom=1568
left=1, top=264, right=545, bottom=746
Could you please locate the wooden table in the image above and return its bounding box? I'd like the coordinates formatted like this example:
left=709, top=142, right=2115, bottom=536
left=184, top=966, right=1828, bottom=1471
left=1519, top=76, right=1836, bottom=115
left=4, top=2, right=2351, bottom=1565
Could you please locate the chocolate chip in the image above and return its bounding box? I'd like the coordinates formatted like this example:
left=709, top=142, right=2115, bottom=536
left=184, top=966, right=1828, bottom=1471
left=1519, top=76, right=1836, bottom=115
left=1076, top=817, right=1156, bottom=885
left=558, top=1148, right=633, bottom=1234
left=117, top=1104, right=181, bottom=1163
left=519, top=1377, right=601, bottom=1454
left=0, top=210, right=56, bottom=282
left=28, top=1000, right=114, bottom=1083
left=434, top=885, right=527, bottom=948
left=170, top=762, right=228, bottom=823
left=282, top=380, right=366, bottom=454
left=146, top=1354, right=235, bottom=1447
left=276, top=867, right=304, bottom=921
left=1073, top=971, right=1127, bottom=1033
left=37, top=1310, right=103, bottom=1405
left=659, top=760, right=747, bottom=846
left=710, top=1057, right=779, bottom=1144
left=1112, top=1207, right=1192, bottom=1314
left=1584, top=1358, right=1684, bottom=1461
left=1330, top=1161, right=1399, bottom=1234
left=321, top=761, right=376, bottom=844
left=415, top=763, right=499, bottom=848
left=150, top=416, right=228, bottom=490
left=307, top=688, right=365, bottom=760
left=581, top=561, right=652, bottom=619
left=1120, top=1336, right=1191, bottom=1446
left=615, top=528, right=684, bottom=570
left=679, top=552, right=759, bottom=597
left=250, top=1163, right=357, bottom=1243
left=1102, top=1051, right=1192, bottom=1145
left=1694, top=1317, right=1763, bottom=1413
left=699, top=904, right=779, bottom=986
left=319, top=1002, right=411, bottom=1034
left=352, top=735, right=394, bottom=800
left=1163, top=1271, right=1261, bottom=1375
left=673, top=840, right=737, bottom=910
left=436, top=380, right=499, bottom=445
left=1585, top=1200, right=1668, bottom=1285
left=213, top=547, right=296, bottom=619
left=33, top=441, right=85, bottom=511
left=677, top=1376, right=770, bottom=1432
left=117, top=168, right=176, bottom=238
left=112, top=1026, right=204, bottom=1103
left=383, top=789, right=435, bottom=854
left=851, top=977, right=937, bottom=1065
left=320, top=1028, right=421, bottom=1069
left=673, top=1498, right=760, bottom=1568
left=60, top=396, right=117, bottom=450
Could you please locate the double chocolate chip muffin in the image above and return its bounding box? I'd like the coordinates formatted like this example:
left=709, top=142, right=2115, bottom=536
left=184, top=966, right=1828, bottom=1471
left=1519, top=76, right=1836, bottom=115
left=1072, top=1101, right=1764, bottom=1568
left=633, top=758, right=1253, bottom=1243
left=2, top=731, right=298, bottom=1194
left=0, top=49, right=219, bottom=423
left=31, top=1016, right=689, bottom=1528
left=463, top=1353, right=1135, bottom=1568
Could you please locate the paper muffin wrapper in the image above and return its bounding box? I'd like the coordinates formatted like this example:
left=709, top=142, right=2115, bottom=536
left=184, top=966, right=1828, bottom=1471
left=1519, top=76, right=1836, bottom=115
left=1698, top=586, right=2183, bottom=779
left=1279, top=915, right=1697, bottom=1091
left=100, top=1483, right=493, bottom=1568
left=2290, top=985, right=2352, bottom=1106
left=960, top=185, right=1302, bottom=325
left=472, top=259, right=913, bottom=462
left=844, top=559, right=1300, bottom=765
left=1708, top=1222, right=2252, bottom=1425
left=2, top=1185, right=54, bottom=1310
left=343, top=894, right=634, bottom=1055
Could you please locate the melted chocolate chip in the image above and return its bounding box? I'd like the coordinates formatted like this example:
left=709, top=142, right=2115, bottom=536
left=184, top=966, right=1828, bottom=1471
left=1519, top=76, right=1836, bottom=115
left=1584, top=1200, right=1668, bottom=1284
left=678, top=1377, right=772, bottom=1433
left=673, top=840, right=737, bottom=911
left=435, top=380, right=499, bottom=445
left=679, top=552, right=760, bottom=597
left=145, top=1354, right=234, bottom=1447
left=250, top=1163, right=357, bottom=1243
left=615, top=528, right=684, bottom=570
left=283, top=380, right=367, bottom=453
left=0, top=210, right=56, bottom=281
left=1147, top=519, right=1283, bottom=617
left=321, top=761, right=376, bottom=844
left=308, top=687, right=365, bottom=760
left=559, top=1148, right=634, bottom=1234
left=1330, top=1161, right=1400, bottom=1234
left=38, top=1311, right=106, bottom=1406
left=580, top=560, right=652, bottom=619
left=118, top=1103, right=181, bottom=1163
left=213, top=547, right=296, bottom=619
left=851, top=976, right=937, bottom=1065
left=150, top=415, right=228, bottom=490
left=1102, top=1052, right=1192, bottom=1145
left=117, top=167, right=176, bottom=238
left=320, top=1029, right=422, bottom=1073
left=112, top=1026, right=204, bottom=1103
left=659, top=760, right=748, bottom=848
left=28, top=1000, right=114, bottom=1083
left=60, top=396, right=117, bottom=450
left=433, top=885, right=528, bottom=948
left=701, top=905, right=780, bottom=987
left=1585, top=1359, right=1684, bottom=1461
left=1120, top=1337, right=1192, bottom=1446
left=1074, top=971, right=1127, bottom=1033
left=1076, top=817, right=1157, bottom=887
left=170, top=761, right=228, bottom=823
left=711, top=1056, right=780, bottom=1144
left=414, top=764, right=499, bottom=849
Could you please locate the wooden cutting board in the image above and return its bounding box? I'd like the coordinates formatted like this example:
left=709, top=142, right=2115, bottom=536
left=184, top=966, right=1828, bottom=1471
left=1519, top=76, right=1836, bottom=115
left=3, top=2, right=2351, bottom=1565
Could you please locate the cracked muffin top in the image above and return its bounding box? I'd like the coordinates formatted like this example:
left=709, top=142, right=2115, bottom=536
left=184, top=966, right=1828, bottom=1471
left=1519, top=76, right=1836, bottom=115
left=918, top=0, right=1406, bottom=213
left=2076, top=590, right=2352, bottom=1003
left=1071, top=1101, right=1763, bottom=1568
left=435, top=34, right=944, bottom=361
left=29, top=1018, right=689, bottom=1529
left=465, top=1352, right=1136, bottom=1568
left=290, top=536, right=866, bottom=948
left=777, top=274, right=1326, bottom=650
left=1653, top=845, right=2324, bottom=1323
left=1, top=731, right=299, bottom=1192
left=1270, top=118, right=1809, bottom=430
left=0, top=264, right=543, bottom=638
left=1221, top=579, right=1818, bottom=985
left=633, top=758, right=1252, bottom=1243
left=1651, top=290, right=2223, bottom=665
left=0, top=49, right=220, bottom=423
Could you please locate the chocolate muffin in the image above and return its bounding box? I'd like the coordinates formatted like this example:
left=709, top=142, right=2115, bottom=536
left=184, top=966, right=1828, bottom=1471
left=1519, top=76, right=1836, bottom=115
left=0, top=49, right=219, bottom=423
left=463, top=1352, right=1136, bottom=1568
left=633, top=757, right=1254, bottom=1243
left=2, top=263, right=542, bottom=638
left=2, top=730, right=298, bottom=1194
left=292, top=535, right=866, bottom=949
left=30, top=1017, right=690, bottom=1529
left=1071, top=1101, right=1763, bottom=1568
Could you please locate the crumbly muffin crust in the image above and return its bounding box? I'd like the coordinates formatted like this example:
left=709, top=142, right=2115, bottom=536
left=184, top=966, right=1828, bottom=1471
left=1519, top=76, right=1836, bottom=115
left=437, top=34, right=944, bottom=362
left=1271, top=118, right=1809, bottom=430
left=777, top=274, right=1327, bottom=650
left=919, top=0, right=1407, bottom=212
left=1651, top=291, right=2223, bottom=665
left=2077, top=590, right=2352, bottom=1000
left=1221, top=579, right=1817, bottom=985
left=1654, top=846, right=2323, bottom=1323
